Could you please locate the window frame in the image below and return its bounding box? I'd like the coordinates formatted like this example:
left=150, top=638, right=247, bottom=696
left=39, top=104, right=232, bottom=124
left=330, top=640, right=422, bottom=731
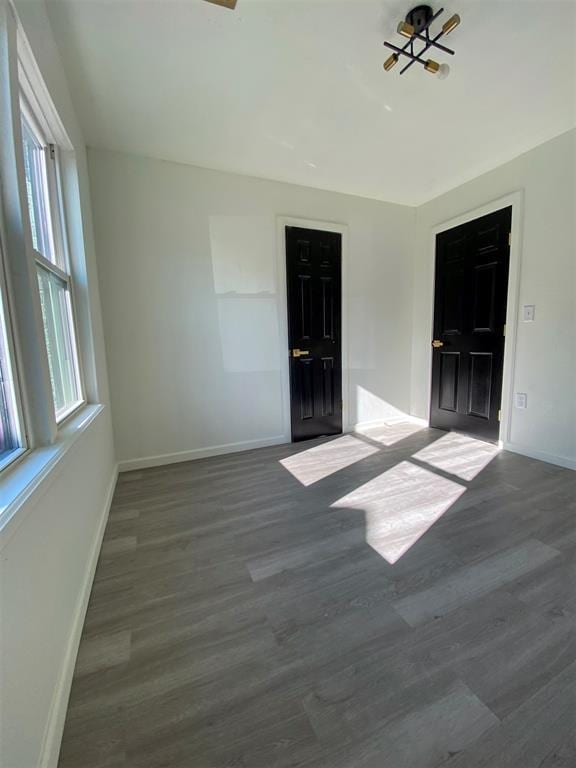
left=0, top=217, right=27, bottom=473
left=19, top=93, right=86, bottom=425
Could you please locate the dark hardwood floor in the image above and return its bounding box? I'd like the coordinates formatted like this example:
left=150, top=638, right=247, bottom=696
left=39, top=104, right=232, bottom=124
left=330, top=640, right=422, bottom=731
left=58, top=424, right=576, bottom=768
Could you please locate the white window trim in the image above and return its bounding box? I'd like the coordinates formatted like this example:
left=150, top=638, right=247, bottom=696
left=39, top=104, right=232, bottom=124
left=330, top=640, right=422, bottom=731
left=35, top=253, right=85, bottom=423
left=17, top=26, right=73, bottom=153
left=0, top=215, right=28, bottom=470
left=19, top=84, right=87, bottom=424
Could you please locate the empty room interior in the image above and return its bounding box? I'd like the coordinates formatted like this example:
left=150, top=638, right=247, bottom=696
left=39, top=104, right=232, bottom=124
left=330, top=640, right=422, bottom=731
left=1, top=0, right=576, bottom=766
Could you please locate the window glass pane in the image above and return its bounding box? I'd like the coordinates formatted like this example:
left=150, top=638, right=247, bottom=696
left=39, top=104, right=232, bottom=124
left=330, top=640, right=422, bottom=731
left=21, top=117, right=55, bottom=262
left=0, top=311, right=22, bottom=461
left=37, top=264, right=81, bottom=419
left=0, top=248, right=24, bottom=464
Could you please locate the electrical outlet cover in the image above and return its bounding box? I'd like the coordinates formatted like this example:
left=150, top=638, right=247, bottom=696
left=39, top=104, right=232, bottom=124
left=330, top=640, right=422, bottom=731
left=523, top=304, right=535, bottom=322
left=515, top=393, right=528, bottom=409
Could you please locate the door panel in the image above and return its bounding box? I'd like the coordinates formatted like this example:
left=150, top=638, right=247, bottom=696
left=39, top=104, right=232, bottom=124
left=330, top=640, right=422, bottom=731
left=472, top=263, right=497, bottom=332
left=298, top=358, right=314, bottom=420
left=430, top=207, right=511, bottom=442
left=321, top=277, right=334, bottom=339
left=441, top=259, right=465, bottom=335
left=468, top=352, right=493, bottom=418
left=298, top=275, right=312, bottom=339
left=286, top=227, right=342, bottom=442
left=439, top=352, right=459, bottom=412
left=321, top=357, right=335, bottom=417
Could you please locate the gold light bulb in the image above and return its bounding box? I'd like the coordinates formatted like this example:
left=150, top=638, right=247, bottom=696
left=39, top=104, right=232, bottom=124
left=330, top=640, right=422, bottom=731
left=383, top=53, right=399, bottom=72
left=442, top=14, right=461, bottom=34
left=424, top=59, right=440, bottom=73
left=397, top=21, right=415, bottom=38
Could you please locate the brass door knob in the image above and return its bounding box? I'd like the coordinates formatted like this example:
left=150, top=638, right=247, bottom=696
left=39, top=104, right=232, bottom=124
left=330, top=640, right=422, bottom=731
left=432, top=340, right=444, bottom=348
left=292, top=349, right=311, bottom=358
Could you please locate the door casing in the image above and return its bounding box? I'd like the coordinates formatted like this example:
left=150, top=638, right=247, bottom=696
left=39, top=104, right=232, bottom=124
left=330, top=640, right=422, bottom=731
left=277, top=217, right=349, bottom=443
left=426, top=191, right=524, bottom=447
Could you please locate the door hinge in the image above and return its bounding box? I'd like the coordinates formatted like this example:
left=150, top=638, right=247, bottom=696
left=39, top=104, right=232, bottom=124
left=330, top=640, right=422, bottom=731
left=48, top=143, right=55, bottom=160
left=508, top=232, right=511, bottom=247
left=497, top=409, right=501, bottom=422
left=503, top=324, right=506, bottom=337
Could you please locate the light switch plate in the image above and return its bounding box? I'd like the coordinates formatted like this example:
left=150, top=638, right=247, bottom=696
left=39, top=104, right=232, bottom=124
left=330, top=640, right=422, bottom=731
left=523, top=304, right=535, bottom=322
left=515, top=393, right=528, bottom=409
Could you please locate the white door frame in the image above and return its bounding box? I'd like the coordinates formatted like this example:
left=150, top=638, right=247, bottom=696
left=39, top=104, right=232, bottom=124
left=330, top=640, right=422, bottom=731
left=426, top=190, right=524, bottom=446
left=276, top=216, right=349, bottom=442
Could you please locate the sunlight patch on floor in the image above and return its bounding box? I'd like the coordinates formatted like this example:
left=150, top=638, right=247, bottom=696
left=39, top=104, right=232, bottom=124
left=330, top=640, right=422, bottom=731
left=355, top=421, right=426, bottom=447
left=412, top=432, right=500, bottom=481
left=331, top=461, right=466, bottom=564
left=279, top=435, right=379, bottom=487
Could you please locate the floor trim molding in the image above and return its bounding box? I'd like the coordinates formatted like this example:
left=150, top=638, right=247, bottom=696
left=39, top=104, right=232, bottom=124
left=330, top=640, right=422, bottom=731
left=503, top=442, right=576, bottom=471
left=40, top=463, right=119, bottom=768
left=350, top=415, right=429, bottom=434
left=118, top=436, right=289, bottom=472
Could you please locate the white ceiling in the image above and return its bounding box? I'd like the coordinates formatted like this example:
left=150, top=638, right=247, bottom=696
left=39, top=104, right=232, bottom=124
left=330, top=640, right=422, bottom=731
left=46, top=0, right=576, bottom=205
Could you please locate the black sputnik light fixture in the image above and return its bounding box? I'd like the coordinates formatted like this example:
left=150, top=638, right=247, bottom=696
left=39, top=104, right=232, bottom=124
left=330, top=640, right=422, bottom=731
left=383, top=5, right=460, bottom=78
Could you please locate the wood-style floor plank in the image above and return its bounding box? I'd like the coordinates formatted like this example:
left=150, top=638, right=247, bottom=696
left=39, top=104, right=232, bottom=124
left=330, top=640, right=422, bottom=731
left=58, top=425, right=576, bottom=768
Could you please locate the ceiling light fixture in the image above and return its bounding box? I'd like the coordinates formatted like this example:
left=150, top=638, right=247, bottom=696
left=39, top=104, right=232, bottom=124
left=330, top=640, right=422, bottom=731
left=383, top=5, right=461, bottom=77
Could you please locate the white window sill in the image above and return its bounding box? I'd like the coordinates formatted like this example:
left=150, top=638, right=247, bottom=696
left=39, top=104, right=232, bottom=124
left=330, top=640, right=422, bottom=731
left=0, top=403, right=105, bottom=549
left=0, top=446, right=28, bottom=474
left=56, top=397, right=87, bottom=426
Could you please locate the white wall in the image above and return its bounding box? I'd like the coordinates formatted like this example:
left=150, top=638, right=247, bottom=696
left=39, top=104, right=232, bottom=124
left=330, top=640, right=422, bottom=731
left=1, top=409, right=115, bottom=768
left=88, top=148, right=416, bottom=468
left=411, top=129, right=576, bottom=468
left=0, top=2, right=116, bottom=767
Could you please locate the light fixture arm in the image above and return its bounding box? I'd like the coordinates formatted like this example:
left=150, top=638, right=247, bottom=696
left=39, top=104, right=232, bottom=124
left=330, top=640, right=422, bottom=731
left=382, top=6, right=460, bottom=77
left=399, top=25, right=452, bottom=74
left=411, top=31, right=454, bottom=56
left=384, top=41, right=429, bottom=69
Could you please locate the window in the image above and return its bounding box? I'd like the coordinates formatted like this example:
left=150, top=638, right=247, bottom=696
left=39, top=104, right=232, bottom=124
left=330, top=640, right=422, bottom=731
left=20, top=102, right=83, bottom=422
left=0, top=231, right=25, bottom=470
left=21, top=116, right=55, bottom=261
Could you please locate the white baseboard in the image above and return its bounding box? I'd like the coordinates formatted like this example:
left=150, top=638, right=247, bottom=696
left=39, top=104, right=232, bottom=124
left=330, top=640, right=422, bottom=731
left=118, top=435, right=289, bottom=472
left=503, top=441, right=576, bottom=471
left=349, top=414, right=429, bottom=433
left=118, top=418, right=434, bottom=473
left=40, top=463, right=119, bottom=768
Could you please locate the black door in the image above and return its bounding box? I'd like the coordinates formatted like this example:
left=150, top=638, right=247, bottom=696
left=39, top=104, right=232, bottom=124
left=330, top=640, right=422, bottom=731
left=286, top=226, right=342, bottom=442
left=430, top=207, right=511, bottom=442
